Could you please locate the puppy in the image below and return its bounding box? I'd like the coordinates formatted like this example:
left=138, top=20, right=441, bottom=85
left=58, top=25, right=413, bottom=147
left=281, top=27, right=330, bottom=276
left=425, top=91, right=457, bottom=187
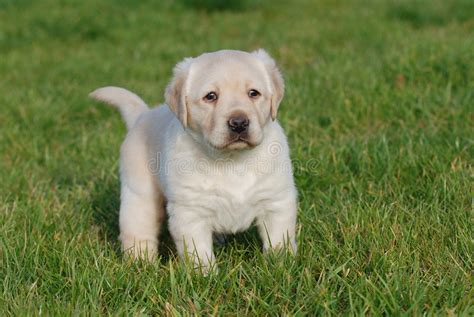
left=90, top=49, right=298, bottom=271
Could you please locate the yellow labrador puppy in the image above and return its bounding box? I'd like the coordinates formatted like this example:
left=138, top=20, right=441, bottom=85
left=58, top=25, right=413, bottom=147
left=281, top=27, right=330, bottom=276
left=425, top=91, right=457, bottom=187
left=90, top=49, right=297, bottom=271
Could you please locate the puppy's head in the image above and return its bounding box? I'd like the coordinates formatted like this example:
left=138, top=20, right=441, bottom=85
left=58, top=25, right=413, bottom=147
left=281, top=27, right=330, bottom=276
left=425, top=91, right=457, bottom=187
left=165, top=49, right=284, bottom=151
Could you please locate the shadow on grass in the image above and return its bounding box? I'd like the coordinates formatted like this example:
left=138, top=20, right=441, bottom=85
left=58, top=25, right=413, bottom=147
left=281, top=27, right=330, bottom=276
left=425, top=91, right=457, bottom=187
left=89, top=180, right=120, bottom=255
left=214, top=228, right=262, bottom=255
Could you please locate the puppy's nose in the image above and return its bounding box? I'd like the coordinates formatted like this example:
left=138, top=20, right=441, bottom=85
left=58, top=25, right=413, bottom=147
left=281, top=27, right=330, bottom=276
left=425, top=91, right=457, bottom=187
left=228, top=115, right=249, bottom=134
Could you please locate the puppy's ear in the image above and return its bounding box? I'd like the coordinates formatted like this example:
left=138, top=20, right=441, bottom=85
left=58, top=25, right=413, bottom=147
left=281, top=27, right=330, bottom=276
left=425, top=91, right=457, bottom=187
left=165, top=57, right=193, bottom=128
left=252, top=49, right=285, bottom=121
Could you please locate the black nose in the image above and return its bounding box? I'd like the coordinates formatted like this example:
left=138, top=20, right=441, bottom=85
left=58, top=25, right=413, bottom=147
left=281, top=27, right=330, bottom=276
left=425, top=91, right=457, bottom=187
left=228, top=115, right=249, bottom=134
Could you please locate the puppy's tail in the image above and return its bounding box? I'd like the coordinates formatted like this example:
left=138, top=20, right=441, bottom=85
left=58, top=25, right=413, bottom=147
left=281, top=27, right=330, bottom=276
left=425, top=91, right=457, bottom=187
left=89, top=86, right=149, bottom=130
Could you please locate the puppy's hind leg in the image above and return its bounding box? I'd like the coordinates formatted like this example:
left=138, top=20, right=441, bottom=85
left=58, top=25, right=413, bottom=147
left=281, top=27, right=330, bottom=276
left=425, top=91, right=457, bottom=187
left=119, top=184, right=165, bottom=261
left=117, top=121, right=166, bottom=261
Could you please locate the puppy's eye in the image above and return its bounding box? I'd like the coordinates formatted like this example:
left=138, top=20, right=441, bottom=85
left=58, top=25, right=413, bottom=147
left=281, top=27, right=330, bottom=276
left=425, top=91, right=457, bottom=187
left=204, top=92, right=218, bottom=102
left=248, top=89, right=261, bottom=98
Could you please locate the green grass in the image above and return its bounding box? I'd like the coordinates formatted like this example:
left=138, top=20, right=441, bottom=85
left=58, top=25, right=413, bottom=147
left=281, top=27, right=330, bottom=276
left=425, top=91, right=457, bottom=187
left=0, top=0, right=472, bottom=314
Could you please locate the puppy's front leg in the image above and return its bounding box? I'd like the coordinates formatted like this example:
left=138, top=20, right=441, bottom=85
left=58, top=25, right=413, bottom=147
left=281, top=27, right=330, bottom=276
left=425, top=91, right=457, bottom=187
left=257, top=197, right=298, bottom=254
left=168, top=208, right=215, bottom=273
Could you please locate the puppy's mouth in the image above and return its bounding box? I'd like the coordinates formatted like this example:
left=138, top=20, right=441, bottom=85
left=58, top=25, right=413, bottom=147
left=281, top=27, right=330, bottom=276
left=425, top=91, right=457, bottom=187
left=213, top=136, right=257, bottom=151
left=227, top=136, right=255, bottom=150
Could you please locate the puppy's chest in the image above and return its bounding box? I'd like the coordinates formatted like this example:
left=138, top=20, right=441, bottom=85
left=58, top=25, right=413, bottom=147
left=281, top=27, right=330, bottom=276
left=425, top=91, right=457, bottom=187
left=187, top=172, right=269, bottom=233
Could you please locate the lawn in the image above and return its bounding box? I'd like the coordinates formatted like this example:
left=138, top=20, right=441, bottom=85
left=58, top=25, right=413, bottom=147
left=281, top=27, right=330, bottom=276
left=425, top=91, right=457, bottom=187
left=0, top=0, right=472, bottom=315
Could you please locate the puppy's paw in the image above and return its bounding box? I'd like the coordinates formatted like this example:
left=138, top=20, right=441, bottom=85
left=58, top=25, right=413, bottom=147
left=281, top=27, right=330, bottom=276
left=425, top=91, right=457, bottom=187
left=121, top=237, right=158, bottom=261
left=181, top=252, right=218, bottom=275
left=263, top=239, right=297, bottom=255
left=192, top=261, right=219, bottom=276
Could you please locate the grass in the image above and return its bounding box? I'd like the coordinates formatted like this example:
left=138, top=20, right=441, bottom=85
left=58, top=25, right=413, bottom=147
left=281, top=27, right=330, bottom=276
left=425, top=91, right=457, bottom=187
left=0, top=0, right=472, bottom=314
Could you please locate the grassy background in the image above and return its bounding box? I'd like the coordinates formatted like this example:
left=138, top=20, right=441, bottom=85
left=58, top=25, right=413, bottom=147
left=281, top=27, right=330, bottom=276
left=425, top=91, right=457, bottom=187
left=0, top=0, right=472, bottom=314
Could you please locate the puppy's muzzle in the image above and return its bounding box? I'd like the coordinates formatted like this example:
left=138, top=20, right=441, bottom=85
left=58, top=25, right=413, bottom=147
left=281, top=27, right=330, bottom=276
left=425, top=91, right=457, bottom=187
left=227, top=114, right=249, bottom=134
